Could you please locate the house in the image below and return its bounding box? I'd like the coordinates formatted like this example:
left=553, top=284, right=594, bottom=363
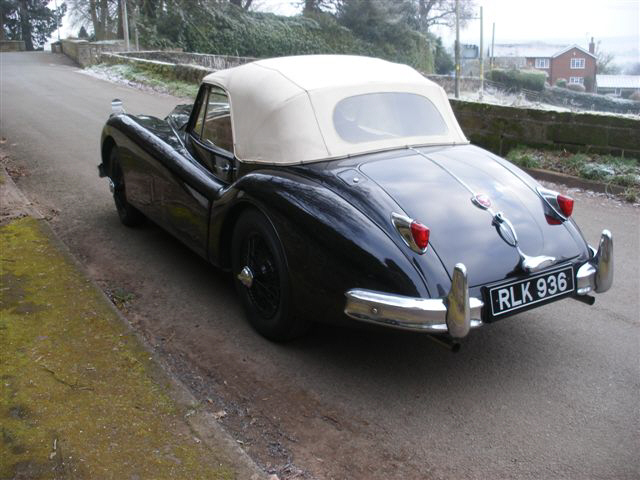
left=491, top=39, right=597, bottom=92
left=596, top=75, right=640, bottom=98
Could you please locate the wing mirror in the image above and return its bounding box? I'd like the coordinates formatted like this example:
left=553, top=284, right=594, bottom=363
left=111, top=98, right=125, bottom=116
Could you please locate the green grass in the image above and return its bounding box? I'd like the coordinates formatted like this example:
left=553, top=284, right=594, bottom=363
left=1, top=217, right=234, bottom=479
left=89, top=64, right=199, bottom=98
left=506, top=146, right=639, bottom=201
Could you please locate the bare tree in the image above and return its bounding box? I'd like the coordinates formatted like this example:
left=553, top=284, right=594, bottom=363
left=595, top=41, right=619, bottom=75
left=67, top=0, right=122, bottom=40
left=417, top=0, right=476, bottom=33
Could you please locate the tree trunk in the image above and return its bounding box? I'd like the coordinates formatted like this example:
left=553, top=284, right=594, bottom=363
left=18, top=0, right=34, bottom=50
left=117, top=0, right=124, bottom=39
left=88, top=0, right=103, bottom=40
left=99, top=0, right=109, bottom=39
left=303, top=0, right=317, bottom=13
left=0, top=10, right=6, bottom=41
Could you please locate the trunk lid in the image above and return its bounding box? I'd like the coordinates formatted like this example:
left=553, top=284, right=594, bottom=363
left=359, top=145, right=585, bottom=286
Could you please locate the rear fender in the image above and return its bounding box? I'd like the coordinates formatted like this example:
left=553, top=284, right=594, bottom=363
left=209, top=171, right=430, bottom=323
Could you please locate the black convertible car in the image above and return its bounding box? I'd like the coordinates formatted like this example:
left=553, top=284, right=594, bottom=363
left=99, top=55, right=613, bottom=346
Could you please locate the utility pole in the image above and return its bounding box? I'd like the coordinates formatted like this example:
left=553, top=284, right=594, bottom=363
left=454, top=0, right=460, bottom=98
left=132, top=4, right=139, bottom=51
left=121, top=0, right=130, bottom=51
left=490, top=22, right=495, bottom=70
left=54, top=0, right=60, bottom=41
left=479, top=6, right=484, bottom=100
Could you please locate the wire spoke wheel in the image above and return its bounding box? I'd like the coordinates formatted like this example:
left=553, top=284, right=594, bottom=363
left=242, top=232, right=281, bottom=319
left=232, top=209, right=308, bottom=341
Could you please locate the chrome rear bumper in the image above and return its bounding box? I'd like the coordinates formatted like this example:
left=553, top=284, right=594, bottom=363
left=576, top=229, right=613, bottom=295
left=344, top=230, right=613, bottom=339
left=344, top=264, right=483, bottom=339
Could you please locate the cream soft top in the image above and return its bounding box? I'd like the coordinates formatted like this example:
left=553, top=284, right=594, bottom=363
left=202, top=55, right=468, bottom=165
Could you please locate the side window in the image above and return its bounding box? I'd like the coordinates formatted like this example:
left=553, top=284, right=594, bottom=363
left=201, top=86, right=233, bottom=154
left=192, top=87, right=208, bottom=138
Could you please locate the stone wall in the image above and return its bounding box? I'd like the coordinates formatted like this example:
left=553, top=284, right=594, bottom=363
left=425, top=75, right=483, bottom=94
left=60, top=39, right=125, bottom=67
left=450, top=100, right=640, bottom=158
left=99, top=52, right=214, bottom=84
left=0, top=40, right=26, bottom=52
left=117, top=51, right=256, bottom=70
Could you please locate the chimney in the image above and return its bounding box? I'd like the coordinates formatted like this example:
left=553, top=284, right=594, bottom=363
left=589, top=37, right=595, bottom=54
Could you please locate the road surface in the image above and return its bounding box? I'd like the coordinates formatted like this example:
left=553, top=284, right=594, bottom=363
left=2, top=52, right=638, bottom=480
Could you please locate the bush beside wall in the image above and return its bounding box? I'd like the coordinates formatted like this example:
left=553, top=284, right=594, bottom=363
left=486, top=69, right=546, bottom=92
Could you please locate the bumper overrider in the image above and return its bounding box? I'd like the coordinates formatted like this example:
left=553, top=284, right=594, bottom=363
left=344, top=230, right=613, bottom=339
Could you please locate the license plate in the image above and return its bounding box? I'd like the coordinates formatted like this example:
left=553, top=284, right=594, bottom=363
left=488, top=265, right=575, bottom=318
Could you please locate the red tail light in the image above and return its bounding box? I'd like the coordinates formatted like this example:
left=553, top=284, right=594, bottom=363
left=410, top=221, right=430, bottom=250
left=557, top=194, right=574, bottom=217
left=545, top=215, right=563, bottom=225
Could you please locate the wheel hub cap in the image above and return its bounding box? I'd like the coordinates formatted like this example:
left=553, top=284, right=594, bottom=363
left=237, top=266, right=254, bottom=288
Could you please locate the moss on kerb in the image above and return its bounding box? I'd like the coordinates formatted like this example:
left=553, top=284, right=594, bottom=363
left=0, top=217, right=233, bottom=479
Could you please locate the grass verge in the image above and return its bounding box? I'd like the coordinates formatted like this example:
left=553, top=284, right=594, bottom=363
left=0, top=217, right=232, bottom=479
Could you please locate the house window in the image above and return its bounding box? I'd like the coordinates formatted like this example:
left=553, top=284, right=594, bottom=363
left=569, top=77, right=584, bottom=85
left=535, top=58, right=549, bottom=69
left=570, top=58, right=585, bottom=69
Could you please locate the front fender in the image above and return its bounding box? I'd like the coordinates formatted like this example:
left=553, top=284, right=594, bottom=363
left=210, top=171, right=430, bottom=324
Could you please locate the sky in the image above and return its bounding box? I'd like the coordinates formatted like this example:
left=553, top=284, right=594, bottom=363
left=50, top=0, right=640, bottom=67
left=432, top=0, right=640, bottom=66
left=261, top=0, right=639, bottom=67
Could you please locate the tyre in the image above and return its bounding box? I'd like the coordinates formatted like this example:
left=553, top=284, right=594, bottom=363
left=109, top=148, right=145, bottom=227
left=231, top=209, right=307, bottom=341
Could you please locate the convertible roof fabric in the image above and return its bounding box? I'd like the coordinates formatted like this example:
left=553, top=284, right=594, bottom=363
left=203, top=55, right=468, bottom=165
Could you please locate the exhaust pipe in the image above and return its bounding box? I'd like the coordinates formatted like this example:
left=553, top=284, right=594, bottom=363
left=427, top=334, right=461, bottom=353
left=573, top=294, right=596, bottom=306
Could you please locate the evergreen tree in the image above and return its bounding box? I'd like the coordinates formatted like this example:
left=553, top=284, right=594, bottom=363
left=1, top=0, right=66, bottom=50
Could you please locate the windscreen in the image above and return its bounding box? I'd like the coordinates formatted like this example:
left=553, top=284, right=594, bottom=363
left=332, top=92, right=448, bottom=144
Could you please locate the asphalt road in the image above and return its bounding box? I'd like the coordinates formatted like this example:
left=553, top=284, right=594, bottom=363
left=2, top=52, right=639, bottom=480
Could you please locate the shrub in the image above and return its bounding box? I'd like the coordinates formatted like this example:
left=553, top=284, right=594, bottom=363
left=486, top=69, right=546, bottom=92
left=566, top=153, right=589, bottom=171
left=579, top=163, right=615, bottom=181
left=542, top=86, right=640, bottom=114
left=584, top=76, right=594, bottom=92
left=506, top=148, right=541, bottom=168
left=138, top=6, right=434, bottom=72
left=555, top=78, right=567, bottom=88
left=629, top=91, right=640, bottom=102
left=567, top=83, right=586, bottom=92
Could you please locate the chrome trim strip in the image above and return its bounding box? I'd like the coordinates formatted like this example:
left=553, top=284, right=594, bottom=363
left=344, top=263, right=483, bottom=338
left=409, top=147, right=556, bottom=273
left=409, top=146, right=477, bottom=196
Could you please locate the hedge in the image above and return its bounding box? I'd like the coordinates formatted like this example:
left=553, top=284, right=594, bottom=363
left=486, top=68, right=546, bottom=92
